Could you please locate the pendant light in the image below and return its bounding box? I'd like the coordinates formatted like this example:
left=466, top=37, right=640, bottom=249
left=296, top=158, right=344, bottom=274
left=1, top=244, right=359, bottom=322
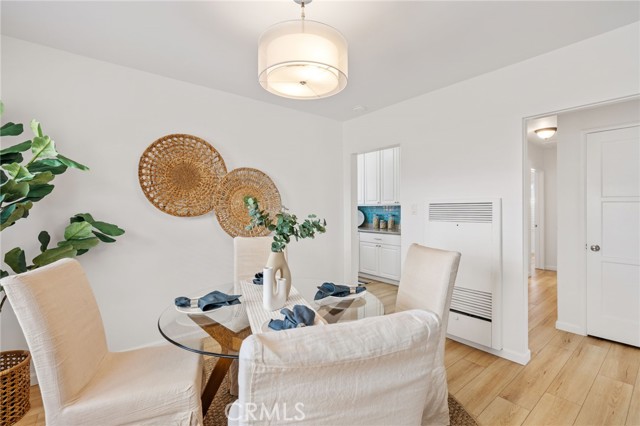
left=258, top=0, right=348, bottom=100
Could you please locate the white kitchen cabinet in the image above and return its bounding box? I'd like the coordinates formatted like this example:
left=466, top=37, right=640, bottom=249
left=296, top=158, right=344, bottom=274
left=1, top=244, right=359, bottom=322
left=358, top=147, right=400, bottom=205
left=358, top=241, right=379, bottom=275
left=358, top=233, right=401, bottom=281
left=357, top=154, right=365, bottom=205
left=363, top=151, right=380, bottom=205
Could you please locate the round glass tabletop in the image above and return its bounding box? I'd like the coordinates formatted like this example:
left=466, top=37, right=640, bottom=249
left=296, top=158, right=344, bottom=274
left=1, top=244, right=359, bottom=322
left=157, top=279, right=385, bottom=359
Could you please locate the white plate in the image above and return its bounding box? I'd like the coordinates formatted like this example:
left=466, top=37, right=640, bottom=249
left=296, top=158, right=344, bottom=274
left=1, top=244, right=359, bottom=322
left=314, top=289, right=367, bottom=305
left=175, top=297, right=242, bottom=315
left=357, top=210, right=365, bottom=227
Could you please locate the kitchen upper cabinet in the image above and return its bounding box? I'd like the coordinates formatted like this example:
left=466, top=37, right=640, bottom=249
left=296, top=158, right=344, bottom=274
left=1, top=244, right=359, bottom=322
left=363, top=151, right=380, bottom=205
left=357, top=154, right=365, bottom=205
left=358, top=147, right=400, bottom=205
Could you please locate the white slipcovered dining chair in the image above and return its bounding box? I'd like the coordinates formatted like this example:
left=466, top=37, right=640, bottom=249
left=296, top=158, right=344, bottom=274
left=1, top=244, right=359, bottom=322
left=228, top=309, right=442, bottom=426
left=233, top=236, right=282, bottom=284
left=395, top=243, right=461, bottom=425
left=1, top=258, right=204, bottom=426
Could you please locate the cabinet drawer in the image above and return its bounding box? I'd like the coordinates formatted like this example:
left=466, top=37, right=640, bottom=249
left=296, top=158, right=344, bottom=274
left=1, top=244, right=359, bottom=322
left=359, top=232, right=401, bottom=246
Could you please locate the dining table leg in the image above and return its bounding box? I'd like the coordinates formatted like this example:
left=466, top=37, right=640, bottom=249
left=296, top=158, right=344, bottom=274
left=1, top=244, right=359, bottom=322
left=228, top=359, right=239, bottom=396
left=201, top=357, right=234, bottom=416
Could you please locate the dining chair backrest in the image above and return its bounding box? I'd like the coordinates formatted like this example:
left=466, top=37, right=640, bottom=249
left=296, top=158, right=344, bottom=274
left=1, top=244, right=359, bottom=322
left=233, top=310, right=442, bottom=426
left=233, top=236, right=284, bottom=284
left=395, top=243, right=461, bottom=343
left=1, top=259, right=109, bottom=414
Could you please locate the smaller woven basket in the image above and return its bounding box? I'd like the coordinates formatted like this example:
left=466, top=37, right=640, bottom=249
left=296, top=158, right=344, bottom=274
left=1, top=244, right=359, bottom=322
left=214, top=168, right=282, bottom=237
left=0, top=351, right=31, bottom=426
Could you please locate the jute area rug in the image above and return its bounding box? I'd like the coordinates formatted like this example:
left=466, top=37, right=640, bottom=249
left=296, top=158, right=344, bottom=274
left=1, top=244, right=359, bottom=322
left=202, top=358, right=477, bottom=426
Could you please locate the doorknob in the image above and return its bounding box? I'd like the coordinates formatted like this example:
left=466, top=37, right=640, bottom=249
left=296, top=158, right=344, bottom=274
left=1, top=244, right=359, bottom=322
left=590, top=245, right=601, bottom=252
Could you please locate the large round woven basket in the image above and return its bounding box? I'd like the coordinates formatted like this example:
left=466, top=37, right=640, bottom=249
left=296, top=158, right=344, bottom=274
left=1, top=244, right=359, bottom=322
left=138, top=134, right=227, bottom=217
left=214, top=168, right=281, bottom=237
left=0, top=351, right=31, bottom=426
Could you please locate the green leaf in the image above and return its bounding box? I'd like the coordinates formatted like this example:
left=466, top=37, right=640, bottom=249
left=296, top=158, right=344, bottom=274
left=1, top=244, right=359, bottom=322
left=0, top=201, right=32, bottom=230
left=0, top=122, right=24, bottom=137
left=28, top=171, right=54, bottom=185
left=32, top=246, right=77, bottom=267
left=38, top=231, right=50, bottom=252
left=92, top=231, right=116, bottom=243
left=27, top=159, right=67, bottom=175
left=31, top=136, right=57, bottom=159
left=1, top=179, right=29, bottom=203
left=0, top=141, right=32, bottom=155
left=57, top=154, right=89, bottom=171
left=0, top=270, right=8, bottom=279
left=75, top=249, right=89, bottom=256
left=91, top=221, right=125, bottom=236
left=72, top=213, right=95, bottom=224
left=58, top=237, right=100, bottom=250
left=30, top=119, right=43, bottom=138
left=4, top=247, right=27, bottom=274
left=24, top=184, right=54, bottom=202
left=0, top=152, right=23, bottom=166
left=0, top=171, right=6, bottom=185
left=3, top=163, right=34, bottom=182
left=0, top=101, right=4, bottom=117
left=64, top=221, right=93, bottom=240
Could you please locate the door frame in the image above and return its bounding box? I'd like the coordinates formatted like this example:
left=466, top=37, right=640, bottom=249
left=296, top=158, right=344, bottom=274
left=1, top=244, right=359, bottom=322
left=521, top=95, right=640, bottom=344
left=530, top=168, right=545, bottom=272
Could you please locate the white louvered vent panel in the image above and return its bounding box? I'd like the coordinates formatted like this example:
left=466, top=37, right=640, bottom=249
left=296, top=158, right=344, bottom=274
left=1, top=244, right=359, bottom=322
left=426, top=198, right=502, bottom=350
left=429, top=202, right=493, bottom=223
left=450, top=287, right=492, bottom=321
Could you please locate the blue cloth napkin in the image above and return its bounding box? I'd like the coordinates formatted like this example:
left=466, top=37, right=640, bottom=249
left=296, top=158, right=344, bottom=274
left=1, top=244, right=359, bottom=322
left=252, top=272, right=263, bottom=285
left=268, top=305, right=316, bottom=331
left=174, top=290, right=241, bottom=312
left=314, top=282, right=365, bottom=300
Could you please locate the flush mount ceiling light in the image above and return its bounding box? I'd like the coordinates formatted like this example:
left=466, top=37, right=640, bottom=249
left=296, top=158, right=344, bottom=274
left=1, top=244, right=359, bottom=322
left=258, top=0, right=348, bottom=100
left=534, top=127, right=557, bottom=140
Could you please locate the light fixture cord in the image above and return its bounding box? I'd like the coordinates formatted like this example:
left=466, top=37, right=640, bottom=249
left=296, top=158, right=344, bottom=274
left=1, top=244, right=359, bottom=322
left=301, top=1, right=305, bottom=20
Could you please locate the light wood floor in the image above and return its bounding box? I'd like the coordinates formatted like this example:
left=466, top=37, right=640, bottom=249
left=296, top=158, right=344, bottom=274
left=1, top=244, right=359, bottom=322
left=369, top=270, right=640, bottom=426
left=15, top=270, right=640, bottom=426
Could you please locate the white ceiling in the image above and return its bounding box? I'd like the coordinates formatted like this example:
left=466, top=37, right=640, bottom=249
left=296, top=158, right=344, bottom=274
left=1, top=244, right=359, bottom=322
left=2, top=1, right=638, bottom=121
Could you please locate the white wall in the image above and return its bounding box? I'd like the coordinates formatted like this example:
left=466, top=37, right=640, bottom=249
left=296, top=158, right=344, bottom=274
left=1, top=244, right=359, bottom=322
left=0, top=37, right=344, bottom=352
left=556, top=98, right=640, bottom=335
left=343, top=22, right=640, bottom=364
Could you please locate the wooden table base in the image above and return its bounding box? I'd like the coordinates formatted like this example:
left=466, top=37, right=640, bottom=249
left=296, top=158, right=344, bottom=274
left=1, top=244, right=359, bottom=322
left=201, top=357, right=234, bottom=416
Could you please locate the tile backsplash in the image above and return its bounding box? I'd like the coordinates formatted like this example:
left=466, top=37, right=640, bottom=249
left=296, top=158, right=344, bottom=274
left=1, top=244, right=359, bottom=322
left=358, top=205, right=401, bottom=226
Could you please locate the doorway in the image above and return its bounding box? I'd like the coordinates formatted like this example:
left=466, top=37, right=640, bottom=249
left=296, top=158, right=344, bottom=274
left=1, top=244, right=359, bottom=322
left=529, top=168, right=545, bottom=275
left=523, top=96, right=640, bottom=348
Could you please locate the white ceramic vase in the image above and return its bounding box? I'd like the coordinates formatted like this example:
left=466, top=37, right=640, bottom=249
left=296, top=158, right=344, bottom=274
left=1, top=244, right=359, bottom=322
left=262, top=266, right=287, bottom=311
left=265, top=251, right=292, bottom=298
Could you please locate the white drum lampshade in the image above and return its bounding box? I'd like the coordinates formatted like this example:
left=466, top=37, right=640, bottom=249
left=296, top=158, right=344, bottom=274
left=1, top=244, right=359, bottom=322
left=258, top=19, right=348, bottom=100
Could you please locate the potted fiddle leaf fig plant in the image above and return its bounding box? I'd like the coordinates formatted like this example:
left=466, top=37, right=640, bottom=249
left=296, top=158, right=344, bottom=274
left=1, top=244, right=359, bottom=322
left=244, top=196, right=326, bottom=295
left=0, top=101, right=125, bottom=312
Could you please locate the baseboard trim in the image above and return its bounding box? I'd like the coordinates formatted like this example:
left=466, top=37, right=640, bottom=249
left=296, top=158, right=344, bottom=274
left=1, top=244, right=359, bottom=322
left=446, top=334, right=531, bottom=365
left=556, top=321, right=587, bottom=336
left=544, top=265, right=557, bottom=271
left=358, top=273, right=399, bottom=286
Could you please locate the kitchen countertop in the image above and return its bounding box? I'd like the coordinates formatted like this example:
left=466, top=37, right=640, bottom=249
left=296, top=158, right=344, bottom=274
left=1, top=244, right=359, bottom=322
left=358, top=225, right=401, bottom=236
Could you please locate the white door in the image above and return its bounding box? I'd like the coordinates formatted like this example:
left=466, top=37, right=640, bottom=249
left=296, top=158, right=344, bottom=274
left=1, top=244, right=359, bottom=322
left=394, top=147, right=400, bottom=204
left=363, top=151, right=380, bottom=205
left=378, top=244, right=401, bottom=280
left=586, top=125, right=640, bottom=347
left=357, top=154, right=365, bottom=205
left=359, top=242, right=379, bottom=275
left=380, top=148, right=396, bottom=204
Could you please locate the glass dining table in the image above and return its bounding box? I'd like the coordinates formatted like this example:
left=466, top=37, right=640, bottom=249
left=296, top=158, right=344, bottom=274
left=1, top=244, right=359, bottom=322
left=157, top=278, right=385, bottom=414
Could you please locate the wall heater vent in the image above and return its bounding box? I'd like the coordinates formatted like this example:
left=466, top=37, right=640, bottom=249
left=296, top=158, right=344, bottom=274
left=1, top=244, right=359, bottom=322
left=426, top=199, right=502, bottom=350
left=428, top=202, right=493, bottom=223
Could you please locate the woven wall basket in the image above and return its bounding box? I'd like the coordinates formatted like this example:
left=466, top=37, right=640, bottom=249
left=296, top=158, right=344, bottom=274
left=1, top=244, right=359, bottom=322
left=215, top=168, right=282, bottom=237
left=138, top=134, right=227, bottom=217
left=0, top=351, right=31, bottom=426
